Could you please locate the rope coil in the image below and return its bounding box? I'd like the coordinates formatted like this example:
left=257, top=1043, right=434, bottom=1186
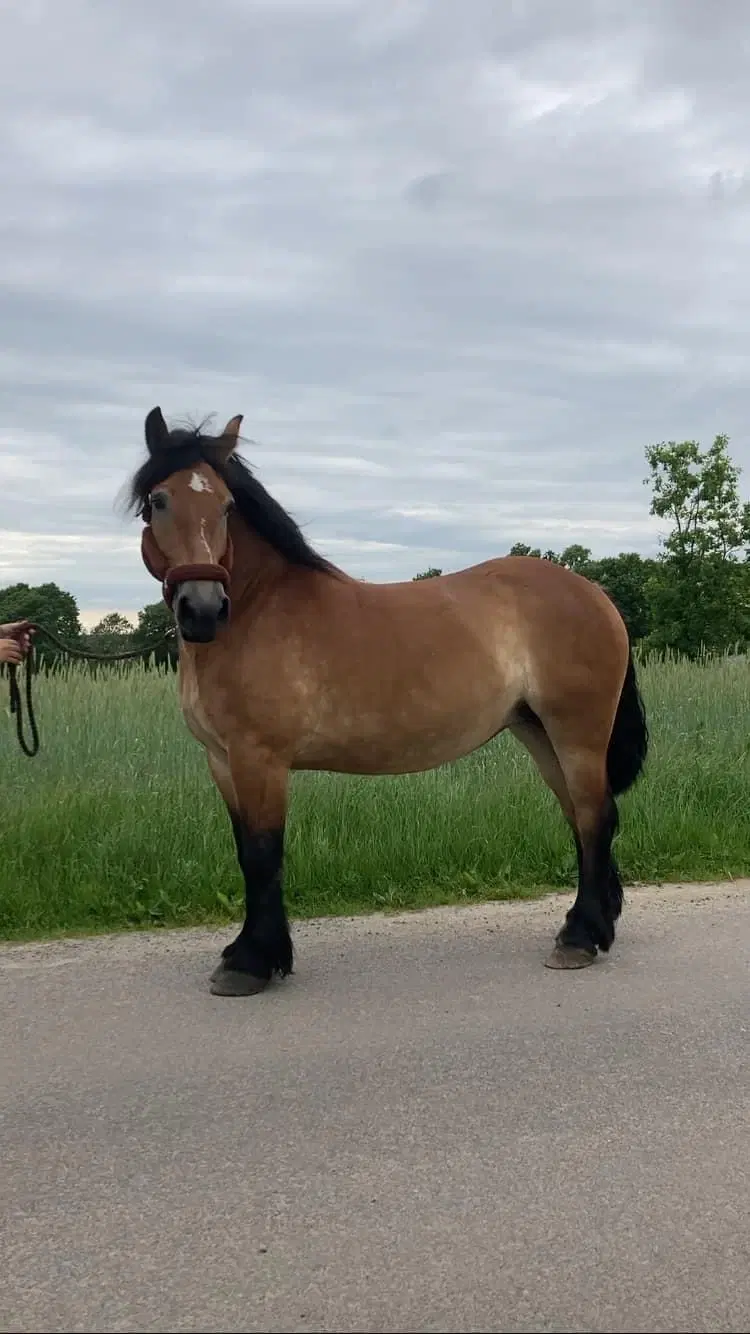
left=6, top=622, right=176, bottom=757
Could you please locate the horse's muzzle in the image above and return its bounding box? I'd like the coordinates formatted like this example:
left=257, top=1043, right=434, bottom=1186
left=174, top=580, right=230, bottom=643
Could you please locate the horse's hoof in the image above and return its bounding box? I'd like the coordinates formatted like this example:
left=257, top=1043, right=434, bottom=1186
left=209, top=961, right=270, bottom=996
left=544, top=944, right=597, bottom=970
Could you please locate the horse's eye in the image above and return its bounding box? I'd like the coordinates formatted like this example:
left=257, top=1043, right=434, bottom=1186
left=151, top=492, right=168, bottom=513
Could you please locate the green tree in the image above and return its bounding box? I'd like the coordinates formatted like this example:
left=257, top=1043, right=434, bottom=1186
left=413, top=567, right=442, bottom=580
left=0, top=582, right=82, bottom=666
left=595, top=553, right=656, bottom=644
left=132, top=601, right=177, bottom=668
left=644, top=435, right=750, bottom=654
left=559, top=544, right=596, bottom=577
left=85, top=612, right=135, bottom=657
left=508, top=544, right=562, bottom=564
left=646, top=434, right=750, bottom=561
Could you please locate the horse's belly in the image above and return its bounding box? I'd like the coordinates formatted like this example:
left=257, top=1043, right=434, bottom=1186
left=292, top=704, right=511, bottom=775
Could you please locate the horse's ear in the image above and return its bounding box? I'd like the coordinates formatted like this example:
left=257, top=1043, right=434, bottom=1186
left=145, top=406, right=169, bottom=455
left=215, top=414, right=243, bottom=464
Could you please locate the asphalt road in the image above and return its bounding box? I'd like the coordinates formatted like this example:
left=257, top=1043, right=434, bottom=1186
left=1, top=881, right=748, bottom=1334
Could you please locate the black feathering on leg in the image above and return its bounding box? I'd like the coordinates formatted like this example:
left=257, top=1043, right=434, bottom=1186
left=220, top=819, right=293, bottom=980
left=557, top=794, right=621, bottom=956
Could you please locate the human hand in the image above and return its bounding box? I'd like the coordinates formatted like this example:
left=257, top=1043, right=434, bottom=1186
left=0, top=621, right=34, bottom=655
left=0, top=638, right=24, bottom=665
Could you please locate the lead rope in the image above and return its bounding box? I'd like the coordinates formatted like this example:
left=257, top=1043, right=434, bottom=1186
left=8, top=654, right=38, bottom=757
left=5, top=622, right=176, bottom=758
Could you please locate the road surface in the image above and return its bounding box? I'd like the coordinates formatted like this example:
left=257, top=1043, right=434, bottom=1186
left=1, top=881, right=748, bottom=1333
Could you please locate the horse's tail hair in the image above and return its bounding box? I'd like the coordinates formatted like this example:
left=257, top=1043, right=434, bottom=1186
left=606, top=648, right=648, bottom=797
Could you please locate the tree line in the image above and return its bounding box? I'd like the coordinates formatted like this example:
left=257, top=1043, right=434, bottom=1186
left=0, top=589, right=177, bottom=671
left=2, top=435, right=749, bottom=667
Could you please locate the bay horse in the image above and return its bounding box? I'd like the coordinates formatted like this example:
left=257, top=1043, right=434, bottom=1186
left=129, top=407, right=648, bottom=996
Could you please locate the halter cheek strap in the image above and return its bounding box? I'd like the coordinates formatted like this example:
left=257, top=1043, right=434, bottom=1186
left=141, top=526, right=234, bottom=609
left=140, top=525, right=168, bottom=583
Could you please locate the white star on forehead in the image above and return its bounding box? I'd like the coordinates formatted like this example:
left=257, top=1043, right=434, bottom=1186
left=189, top=471, right=213, bottom=494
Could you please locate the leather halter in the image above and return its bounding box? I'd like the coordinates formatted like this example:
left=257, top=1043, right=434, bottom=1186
left=141, top=525, right=233, bottom=609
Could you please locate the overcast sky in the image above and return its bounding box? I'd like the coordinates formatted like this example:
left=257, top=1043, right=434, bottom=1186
left=1, top=0, right=749, bottom=624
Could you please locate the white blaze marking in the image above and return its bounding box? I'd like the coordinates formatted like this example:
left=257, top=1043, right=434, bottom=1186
left=189, top=471, right=213, bottom=493
left=199, top=518, right=212, bottom=559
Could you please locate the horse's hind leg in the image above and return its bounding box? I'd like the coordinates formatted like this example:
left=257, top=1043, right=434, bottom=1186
left=511, top=706, right=621, bottom=970
left=206, top=750, right=293, bottom=997
left=510, top=705, right=577, bottom=828
left=510, top=707, right=584, bottom=939
left=542, top=725, right=622, bottom=970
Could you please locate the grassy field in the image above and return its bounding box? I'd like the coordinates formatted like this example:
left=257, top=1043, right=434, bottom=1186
left=1, top=653, right=749, bottom=941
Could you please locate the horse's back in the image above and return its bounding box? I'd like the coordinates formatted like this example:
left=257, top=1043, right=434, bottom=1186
left=353, top=554, right=626, bottom=656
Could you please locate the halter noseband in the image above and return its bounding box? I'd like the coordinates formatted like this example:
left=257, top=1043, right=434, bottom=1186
left=140, top=525, right=234, bottom=609
left=161, top=562, right=231, bottom=609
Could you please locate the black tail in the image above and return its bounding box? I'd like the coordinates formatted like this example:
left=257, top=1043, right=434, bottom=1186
left=607, top=650, right=648, bottom=796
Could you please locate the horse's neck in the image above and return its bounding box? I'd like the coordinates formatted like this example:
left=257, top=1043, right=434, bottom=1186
left=226, top=514, right=349, bottom=617
left=227, top=515, right=287, bottom=605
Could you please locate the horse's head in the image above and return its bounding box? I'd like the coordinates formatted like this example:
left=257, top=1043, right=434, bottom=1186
left=138, top=406, right=242, bottom=644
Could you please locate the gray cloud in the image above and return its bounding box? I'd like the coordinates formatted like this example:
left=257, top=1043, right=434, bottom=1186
left=1, top=0, right=749, bottom=620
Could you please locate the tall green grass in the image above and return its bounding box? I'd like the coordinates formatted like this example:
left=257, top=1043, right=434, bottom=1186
left=1, top=653, right=749, bottom=940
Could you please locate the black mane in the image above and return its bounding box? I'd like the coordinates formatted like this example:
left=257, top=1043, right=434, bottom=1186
left=128, top=425, right=335, bottom=575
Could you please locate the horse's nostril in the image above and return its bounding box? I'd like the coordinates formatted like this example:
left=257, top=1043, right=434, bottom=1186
left=174, top=586, right=227, bottom=642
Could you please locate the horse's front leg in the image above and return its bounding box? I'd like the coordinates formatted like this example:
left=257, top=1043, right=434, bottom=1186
left=207, top=750, right=293, bottom=997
